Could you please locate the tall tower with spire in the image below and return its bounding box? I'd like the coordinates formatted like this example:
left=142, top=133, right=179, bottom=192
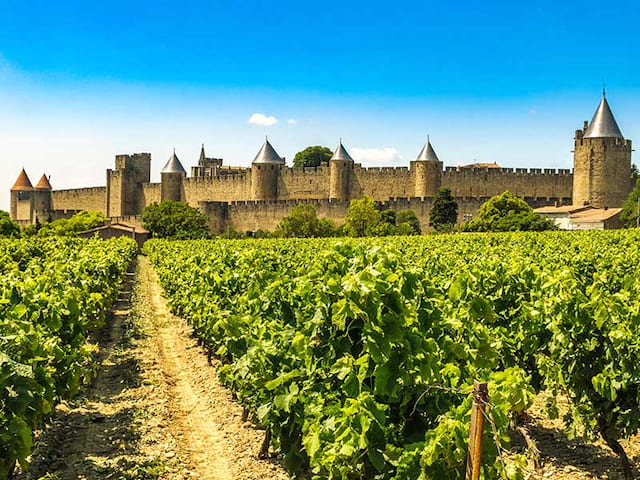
left=328, top=140, right=354, bottom=201
left=250, top=139, right=284, bottom=201
left=10, top=169, right=34, bottom=221
left=410, top=137, right=443, bottom=197
left=573, top=92, right=632, bottom=208
left=160, top=150, right=187, bottom=202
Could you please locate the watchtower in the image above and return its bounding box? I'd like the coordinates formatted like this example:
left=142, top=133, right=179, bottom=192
left=410, top=137, right=443, bottom=197
left=573, top=92, right=632, bottom=208
left=10, top=169, right=34, bottom=221
left=250, top=139, right=284, bottom=201
left=160, top=150, right=187, bottom=202
left=106, top=153, right=151, bottom=217
left=329, top=140, right=354, bottom=201
left=33, top=174, right=53, bottom=221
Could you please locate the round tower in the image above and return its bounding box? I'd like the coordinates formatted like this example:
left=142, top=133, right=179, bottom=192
left=328, top=140, right=354, bottom=201
left=251, top=139, right=284, bottom=201
left=10, top=169, right=34, bottom=221
left=160, top=150, right=186, bottom=202
left=573, top=92, right=632, bottom=208
left=33, top=174, right=53, bottom=221
left=411, top=137, right=443, bottom=197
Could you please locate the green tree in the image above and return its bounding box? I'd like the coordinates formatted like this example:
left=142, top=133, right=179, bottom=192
left=292, top=146, right=333, bottom=168
left=37, top=210, right=106, bottom=236
left=142, top=201, right=210, bottom=239
left=275, top=204, right=335, bottom=237
left=0, top=210, right=20, bottom=237
left=429, top=187, right=458, bottom=232
left=463, top=190, right=557, bottom=232
left=396, top=209, right=421, bottom=235
left=621, top=176, right=640, bottom=227
left=345, top=196, right=381, bottom=237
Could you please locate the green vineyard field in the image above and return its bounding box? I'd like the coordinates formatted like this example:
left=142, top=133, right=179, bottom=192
left=145, top=231, right=640, bottom=480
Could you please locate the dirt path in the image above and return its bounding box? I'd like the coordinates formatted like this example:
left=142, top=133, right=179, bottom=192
left=18, top=257, right=288, bottom=480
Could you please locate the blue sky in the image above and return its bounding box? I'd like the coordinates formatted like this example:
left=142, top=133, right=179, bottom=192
left=2, top=0, right=640, bottom=210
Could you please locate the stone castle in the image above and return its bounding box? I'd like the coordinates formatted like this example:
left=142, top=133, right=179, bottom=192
left=9, top=93, right=633, bottom=233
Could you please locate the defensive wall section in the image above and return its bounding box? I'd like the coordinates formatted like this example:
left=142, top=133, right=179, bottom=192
left=52, top=187, right=107, bottom=214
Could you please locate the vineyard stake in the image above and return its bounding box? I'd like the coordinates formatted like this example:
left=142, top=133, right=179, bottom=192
left=465, top=381, right=488, bottom=480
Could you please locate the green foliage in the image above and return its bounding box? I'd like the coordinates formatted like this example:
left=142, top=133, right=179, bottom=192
left=275, top=204, right=336, bottom=238
left=396, top=209, right=421, bottom=235
left=463, top=191, right=557, bottom=232
left=620, top=176, right=640, bottom=227
left=345, top=196, right=381, bottom=237
left=145, top=230, right=640, bottom=479
left=142, top=201, right=210, bottom=240
left=292, top=146, right=333, bottom=169
left=37, top=210, right=107, bottom=237
left=0, top=211, right=20, bottom=238
left=429, top=187, right=458, bottom=232
left=0, top=237, right=137, bottom=477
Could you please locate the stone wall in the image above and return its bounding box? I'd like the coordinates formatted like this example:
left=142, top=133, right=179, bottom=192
left=353, top=166, right=412, bottom=199
left=183, top=174, right=251, bottom=206
left=443, top=168, right=573, bottom=199
left=52, top=187, right=106, bottom=214
left=279, top=166, right=330, bottom=199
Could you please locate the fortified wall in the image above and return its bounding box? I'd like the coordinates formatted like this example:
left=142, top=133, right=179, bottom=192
left=9, top=93, right=632, bottom=233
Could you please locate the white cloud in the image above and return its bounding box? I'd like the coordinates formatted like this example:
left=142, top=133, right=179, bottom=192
left=248, top=112, right=278, bottom=126
left=287, top=118, right=297, bottom=125
left=351, top=147, right=402, bottom=164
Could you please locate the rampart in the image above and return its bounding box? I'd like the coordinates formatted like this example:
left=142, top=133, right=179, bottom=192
left=52, top=187, right=107, bottom=214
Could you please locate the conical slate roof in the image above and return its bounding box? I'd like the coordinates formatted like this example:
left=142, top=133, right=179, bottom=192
left=415, top=138, right=440, bottom=162
left=35, top=174, right=52, bottom=190
left=199, top=144, right=206, bottom=163
left=252, top=139, right=285, bottom=164
left=583, top=93, right=624, bottom=139
left=11, top=169, right=33, bottom=191
left=161, top=150, right=187, bottom=174
left=330, top=140, right=354, bottom=162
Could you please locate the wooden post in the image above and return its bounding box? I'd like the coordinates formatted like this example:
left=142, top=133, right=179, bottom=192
left=465, top=381, right=488, bottom=480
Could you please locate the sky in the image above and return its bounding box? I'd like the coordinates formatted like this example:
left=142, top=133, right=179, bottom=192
left=2, top=0, right=640, bottom=211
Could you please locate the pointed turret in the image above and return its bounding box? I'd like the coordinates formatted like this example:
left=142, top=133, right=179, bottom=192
left=415, top=138, right=440, bottom=162
left=583, top=91, right=624, bottom=139
left=199, top=144, right=206, bottom=164
left=11, top=169, right=33, bottom=191
left=35, top=174, right=52, bottom=190
left=573, top=92, right=632, bottom=208
left=330, top=140, right=354, bottom=162
left=252, top=139, right=285, bottom=164
left=161, top=149, right=187, bottom=175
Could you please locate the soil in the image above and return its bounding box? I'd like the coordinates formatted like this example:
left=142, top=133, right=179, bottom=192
left=14, top=255, right=640, bottom=480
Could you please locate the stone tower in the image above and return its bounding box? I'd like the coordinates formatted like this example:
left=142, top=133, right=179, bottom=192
left=410, top=137, right=443, bottom=197
left=329, top=140, right=354, bottom=201
left=160, top=150, right=187, bottom=202
left=106, top=153, right=151, bottom=217
left=251, top=139, right=284, bottom=201
left=33, top=174, right=53, bottom=221
left=10, top=169, right=34, bottom=221
left=573, top=92, right=632, bottom=208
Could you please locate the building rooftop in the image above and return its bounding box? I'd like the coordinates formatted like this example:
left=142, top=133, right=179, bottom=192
left=415, top=138, right=440, bottom=162
left=460, top=161, right=501, bottom=169
left=161, top=150, right=187, bottom=174
left=330, top=140, right=354, bottom=162
left=252, top=139, right=285, bottom=164
left=583, top=92, right=624, bottom=139
left=11, top=169, right=33, bottom=191
left=35, top=174, right=52, bottom=190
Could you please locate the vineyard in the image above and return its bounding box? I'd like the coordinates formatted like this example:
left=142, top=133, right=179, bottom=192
left=145, top=232, right=640, bottom=480
left=0, top=237, right=138, bottom=478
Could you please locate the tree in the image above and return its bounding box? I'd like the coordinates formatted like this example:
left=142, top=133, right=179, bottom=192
left=429, top=187, right=458, bottom=232
left=463, top=190, right=557, bottom=232
left=621, top=176, right=640, bottom=227
left=37, top=210, right=106, bottom=236
left=0, top=210, right=20, bottom=237
left=396, top=209, right=421, bottom=235
left=142, top=201, right=210, bottom=239
left=275, top=204, right=335, bottom=237
left=292, top=146, right=333, bottom=169
left=345, top=196, right=381, bottom=237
